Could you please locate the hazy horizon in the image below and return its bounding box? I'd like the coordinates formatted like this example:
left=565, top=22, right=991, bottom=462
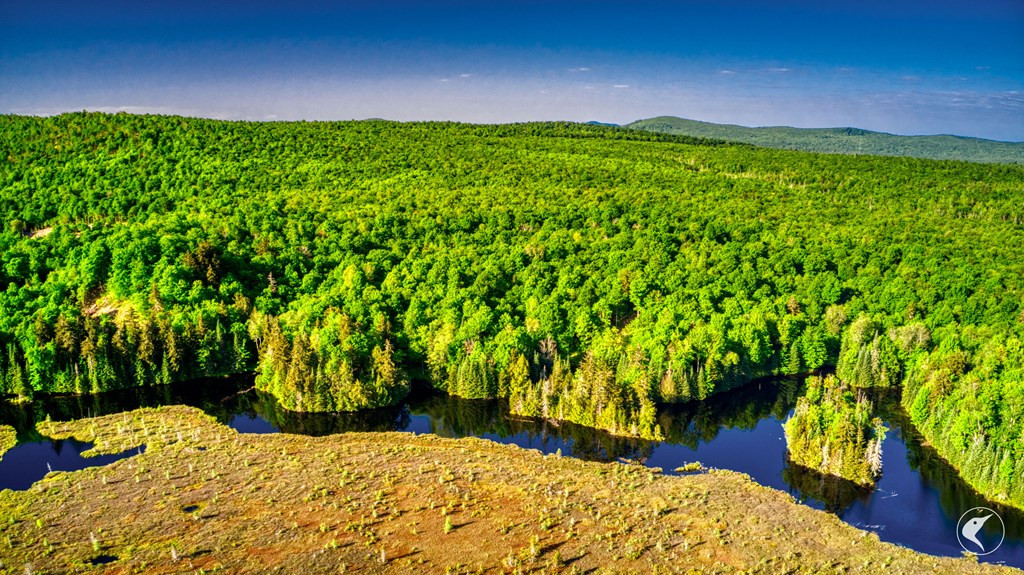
left=3, top=0, right=1022, bottom=141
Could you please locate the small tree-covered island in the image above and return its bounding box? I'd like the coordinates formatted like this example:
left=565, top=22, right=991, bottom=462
left=1, top=113, right=1023, bottom=571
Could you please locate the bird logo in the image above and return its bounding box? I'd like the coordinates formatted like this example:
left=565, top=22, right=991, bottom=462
left=961, top=514, right=991, bottom=552
left=956, top=507, right=1004, bottom=556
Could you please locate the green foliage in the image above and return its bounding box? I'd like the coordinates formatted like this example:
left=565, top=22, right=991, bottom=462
left=784, top=375, right=886, bottom=486
left=835, top=314, right=901, bottom=388
left=628, top=116, right=1024, bottom=164
left=450, top=343, right=497, bottom=399
left=253, top=310, right=409, bottom=412
left=0, top=113, right=1023, bottom=504
left=902, top=336, right=1024, bottom=508
left=0, top=424, right=15, bottom=461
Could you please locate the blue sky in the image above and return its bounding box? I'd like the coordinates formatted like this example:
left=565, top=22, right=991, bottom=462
left=2, top=0, right=1022, bottom=140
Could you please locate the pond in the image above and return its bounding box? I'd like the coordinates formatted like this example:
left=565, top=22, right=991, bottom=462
left=1, top=375, right=1021, bottom=568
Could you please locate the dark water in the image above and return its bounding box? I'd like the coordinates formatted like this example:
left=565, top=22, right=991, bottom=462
left=1, top=375, right=1021, bottom=568
left=0, top=439, right=144, bottom=491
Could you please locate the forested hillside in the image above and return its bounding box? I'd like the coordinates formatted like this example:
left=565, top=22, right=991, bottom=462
left=1, top=113, right=1023, bottom=506
left=627, top=116, right=1024, bottom=164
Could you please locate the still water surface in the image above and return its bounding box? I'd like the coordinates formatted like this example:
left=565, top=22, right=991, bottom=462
left=1, top=375, right=1020, bottom=568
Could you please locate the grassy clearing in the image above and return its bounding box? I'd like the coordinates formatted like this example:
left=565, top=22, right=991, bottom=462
left=0, top=425, right=14, bottom=461
left=0, top=405, right=1015, bottom=574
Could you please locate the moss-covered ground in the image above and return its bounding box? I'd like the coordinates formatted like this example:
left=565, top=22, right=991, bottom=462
left=0, top=426, right=15, bottom=462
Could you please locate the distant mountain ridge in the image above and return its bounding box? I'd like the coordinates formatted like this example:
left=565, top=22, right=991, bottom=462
left=626, top=116, right=1024, bottom=164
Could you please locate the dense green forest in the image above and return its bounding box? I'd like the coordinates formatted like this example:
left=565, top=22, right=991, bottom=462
left=782, top=313, right=900, bottom=485
left=1, top=112, right=1023, bottom=507
left=784, top=374, right=886, bottom=485
left=627, top=116, right=1024, bottom=164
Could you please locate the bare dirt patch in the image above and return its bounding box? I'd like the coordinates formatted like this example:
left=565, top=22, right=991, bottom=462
left=29, top=227, right=53, bottom=239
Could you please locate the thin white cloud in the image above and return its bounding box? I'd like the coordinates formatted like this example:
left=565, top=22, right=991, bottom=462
left=767, top=67, right=791, bottom=73
left=720, top=69, right=735, bottom=75
left=4, top=40, right=1020, bottom=141
left=459, top=73, right=472, bottom=78
left=570, top=67, right=591, bottom=72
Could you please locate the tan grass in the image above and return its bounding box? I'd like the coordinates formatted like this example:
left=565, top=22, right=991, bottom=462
left=0, top=425, right=15, bottom=462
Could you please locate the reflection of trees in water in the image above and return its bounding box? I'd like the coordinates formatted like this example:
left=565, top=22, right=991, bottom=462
left=782, top=457, right=871, bottom=514
left=0, top=401, right=49, bottom=443
left=0, top=375, right=257, bottom=442
left=778, top=391, right=1024, bottom=531
left=412, top=394, right=509, bottom=437
left=3, top=375, right=797, bottom=465
left=412, top=394, right=655, bottom=463
left=880, top=399, right=1024, bottom=538
left=658, top=377, right=801, bottom=449
left=250, top=390, right=411, bottom=435
left=560, top=426, right=653, bottom=463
